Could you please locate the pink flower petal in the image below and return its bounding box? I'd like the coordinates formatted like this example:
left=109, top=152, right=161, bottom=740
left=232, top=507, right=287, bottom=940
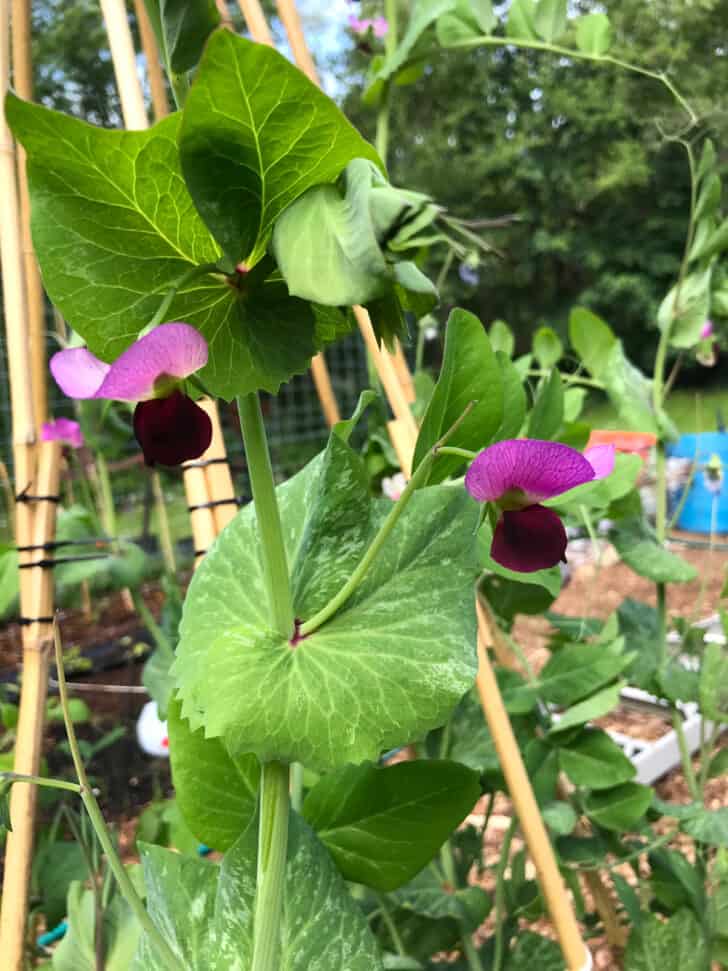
left=41, top=418, right=84, bottom=449
left=95, top=323, right=207, bottom=401
left=700, top=320, right=714, bottom=340
left=50, top=348, right=110, bottom=399
left=584, top=444, right=616, bottom=480
left=491, top=505, right=567, bottom=572
left=372, top=16, right=389, bottom=37
left=465, top=439, right=596, bottom=505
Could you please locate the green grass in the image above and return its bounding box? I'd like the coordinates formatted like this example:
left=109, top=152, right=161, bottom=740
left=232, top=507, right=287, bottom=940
left=582, top=387, right=728, bottom=434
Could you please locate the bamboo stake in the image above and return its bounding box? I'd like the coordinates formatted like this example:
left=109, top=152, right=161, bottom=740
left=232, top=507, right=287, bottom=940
left=200, top=399, right=238, bottom=533
left=215, top=0, right=234, bottom=31
left=476, top=602, right=590, bottom=971
left=236, top=0, right=273, bottom=47
left=132, top=0, right=169, bottom=121
left=11, top=0, right=46, bottom=429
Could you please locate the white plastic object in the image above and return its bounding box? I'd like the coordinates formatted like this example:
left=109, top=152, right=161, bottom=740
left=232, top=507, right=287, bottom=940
left=136, top=700, right=170, bottom=757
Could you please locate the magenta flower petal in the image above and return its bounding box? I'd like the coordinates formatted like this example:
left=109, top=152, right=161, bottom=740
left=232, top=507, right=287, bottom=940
left=700, top=320, right=714, bottom=340
left=50, top=348, right=110, bottom=399
left=95, top=323, right=208, bottom=402
left=348, top=13, right=366, bottom=31
left=491, top=505, right=567, bottom=572
left=372, top=16, right=388, bottom=36
left=584, top=444, right=616, bottom=480
left=41, top=418, right=84, bottom=449
left=133, top=391, right=212, bottom=466
left=465, top=439, right=596, bottom=505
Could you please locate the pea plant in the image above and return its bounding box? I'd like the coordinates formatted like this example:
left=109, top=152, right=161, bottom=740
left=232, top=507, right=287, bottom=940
left=2, top=1, right=727, bottom=969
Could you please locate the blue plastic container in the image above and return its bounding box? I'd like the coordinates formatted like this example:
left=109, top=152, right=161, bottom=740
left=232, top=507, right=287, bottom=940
left=666, top=432, right=728, bottom=533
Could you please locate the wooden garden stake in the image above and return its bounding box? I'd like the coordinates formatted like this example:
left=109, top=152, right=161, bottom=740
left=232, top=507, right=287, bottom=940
left=132, top=0, right=169, bottom=120
left=11, top=0, right=46, bottom=429
left=235, top=0, right=273, bottom=47
left=0, top=1, right=63, bottom=961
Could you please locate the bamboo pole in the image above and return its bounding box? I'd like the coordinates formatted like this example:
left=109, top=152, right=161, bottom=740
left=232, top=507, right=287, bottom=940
left=0, top=10, right=38, bottom=961
left=132, top=0, right=169, bottom=121
left=200, top=399, right=238, bottom=533
left=236, top=0, right=273, bottom=47
left=215, top=0, right=234, bottom=31
left=476, top=602, right=591, bottom=971
left=11, top=0, right=46, bottom=429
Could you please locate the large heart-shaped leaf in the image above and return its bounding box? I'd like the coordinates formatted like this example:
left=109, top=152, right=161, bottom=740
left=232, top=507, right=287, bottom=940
left=412, top=308, right=503, bottom=482
left=174, top=435, right=480, bottom=770
left=302, top=759, right=480, bottom=890
left=133, top=814, right=383, bottom=970
left=167, top=699, right=260, bottom=852
left=6, top=96, right=350, bottom=400
left=143, top=0, right=220, bottom=74
left=180, top=32, right=381, bottom=267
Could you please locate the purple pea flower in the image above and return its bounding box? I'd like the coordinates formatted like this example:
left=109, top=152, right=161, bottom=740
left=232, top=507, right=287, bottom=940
left=49, top=323, right=212, bottom=467
left=700, top=320, right=714, bottom=340
left=465, top=439, right=615, bottom=572
left=41, top=417, right=84, bottom=450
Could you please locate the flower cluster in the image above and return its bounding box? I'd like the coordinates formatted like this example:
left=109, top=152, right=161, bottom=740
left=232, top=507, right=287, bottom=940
left=50, top=323, right=211, bottom=467
left=465, top=439, right=615, bottom=572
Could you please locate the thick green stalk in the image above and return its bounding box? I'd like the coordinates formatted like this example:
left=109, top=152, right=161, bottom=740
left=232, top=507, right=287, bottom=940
left=251, top=762, right=290, bottom=971
left=376, top=0, right=400, bottom=163
left=377, top=893, right=406, bottom=957
left=53, top=627, right=180, bottom=971
left=237, top=391, right=294, bottom=971
left=289, top=762, right=304, bottom=814
left=237, top=393, right=295, bottom=641
left=672, top=711, right=700, bottom=801
left=300, top=402, right=475, bottom=637
left=1, top=772, right=81, bottom=794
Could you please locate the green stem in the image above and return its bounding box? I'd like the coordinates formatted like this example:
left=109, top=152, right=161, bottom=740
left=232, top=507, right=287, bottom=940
left=237, top=393, right=295, bottom=641
left=377, top=893, right=406, bottom=957
left=69, top=451, right=103, bottom=535
left=250, top=761, right=290, bottom=971
left=416, top=36, right=697, bottom=130
left=527, top=369, right=605, bottom=390
left=151, top=470, right=177, bottom=574
left=440, top=840, right=485, bottom=971
left=375, top=85, right=391, bottom=162
left=53, top=627, right=180, bottom=971
left=437, top=445, right=477, bottom=461
left=131, top=591, right=174, bottom=657
left=1, top=771, right=81, bottom=794
left=96, top=454, right=117, bottom=540
left=300, top=401, right=476, bottom=637
left=492, top=818, right=517, bottom=971
left=143, top=262, right=221, bottom=335
left=672, top=710, right=700, bottom=801
left=170, top=71, right=190, bottom=110
left=290, top=762, right=304, bottom=814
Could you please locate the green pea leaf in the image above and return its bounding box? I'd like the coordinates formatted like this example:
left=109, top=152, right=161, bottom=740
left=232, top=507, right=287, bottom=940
left=584, top=781, right=653, bottom=831
left=548, top=681, right=623, bottom=735
left=533, top=0, right=567, bottom=43
left=167, top=699, right=260, bottom=852
left=681, top=808, right=728, bottom=848
left=541, top=801, right=577, bottom=836
left=180, top=31, right=380, bottom=267
left=143, top=0, right=220, bottom=74
left=657, top=267, right=712, bottom=349
left=302, top=759, right=480, bottom=890
left=557, top=728, right=636, bottom=790
left=494, top=352, right=527, bottom=440
left=54, top=876, right=142, bottom=971
left=536, top=643, right=631, bottom=706
left=391, top=866, right=491, bottom=927
left=698, top=642, right=728, bottom=721
left=625, top=909, right=707, bottom=971
left=133, top=815, right=383, bottom=970
left=413, top=308, right=503, bottom=483
left=378, top=0, right=456, bottom=79
left=527, top=369, right=564, bottom=440
left=489, top=320, right=515, bottom=357
left=610, top=520, right=697, bottom=583
left=174, top=435, right=480, bottom=770
left=568, top=306, right=616, bottom=380
left=6, top=95, right=352, bottom=400
left=507, top=0, right=538, bottom=39
left=575, top=13, right=612, bottom=56
left=533, top=325, right=563, bottom=370
left=506, top=932, right=564, bottom=971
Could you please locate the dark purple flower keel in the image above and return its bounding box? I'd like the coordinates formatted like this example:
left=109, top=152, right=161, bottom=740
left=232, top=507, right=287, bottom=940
left=133, top=391, right=212, bottom=466
left=491, top=504, right=568, bottom=572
